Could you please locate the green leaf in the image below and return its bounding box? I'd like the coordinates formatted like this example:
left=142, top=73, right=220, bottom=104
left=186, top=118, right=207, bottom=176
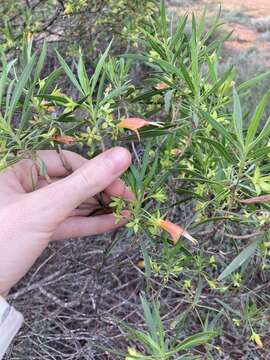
left=233, top=88, right=243, bottom=145
left=218, top=238, right=261, bottom=281
left=160, top=0, right=167, bottom=38
left=246, top=90, right=270, bottom=147
left=57, top=94, right=89, bottom=122
left=131, top=89, right=164, bottom=103
left=141, top=140, right=151, bottom=178
left=197, top=136, right=235, bottom=163
left=190, top=14, right=199, bottom=94
left=96, top=70, right=106, bottom=105
left=178, top=57, right=195, bottom=93
left=56, top=50, right=83, bottom=94
left=77, top=52, right=90, bottom=95
left=35, top=94, right=70, bottom=104
left=201, top=7, right=222, bottom=44
left=237, top=70, right=270, bottom=93
left=250, top=146, right=270, bottom=162
left=141, top=29, right=167, bottom=59
left=199, top=109, right=240, bottom=150
left=130, top=165, right=144, bottom=194
left=33, top=40, right=47, bottom=84
left=90, top=40, right=112, bottom=95
left=203, top=66, right=233, bottom=100
left=251, top=116, right=270, bottom=148
left=0, top=60, right=13, bottom=112
left=7, top=54, right=36, bottom=123
left=140, top=294, right=159, bottom=344
left=20, top=42, right=48, bottom=131
left=206, top=53, right=218, bottom=82
left=140, top=240, right=151, bottom=282
left=121, top=124, right=175, bottom=141
left=129, top=328, right=161, bottom=354
left=100, top=84, right=128, bottom=105
left=170, top=15, right=187, bottom=51
left=144, top=156, right=159, bottom=187
left=173, top=331, right=218, bottom=352
left=19, top=81, right=35, bottom=131
left=40, top=67, right=62, bottom=94
left=175, top=188, right=207, bottom=201
left=36, top=158, right=48, bottom=178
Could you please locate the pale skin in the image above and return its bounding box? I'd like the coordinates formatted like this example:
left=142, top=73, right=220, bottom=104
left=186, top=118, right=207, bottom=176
left=0, top=147, right=133, bottom=296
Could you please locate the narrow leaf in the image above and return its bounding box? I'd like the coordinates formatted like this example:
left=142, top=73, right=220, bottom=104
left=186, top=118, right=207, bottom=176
left=246, top=90, right=270, bottom=147
left=233, top=88, right=243, bottom=145
left=218, top=239, right=261, bottom=280
left=56, top=50, right=83, bottom=94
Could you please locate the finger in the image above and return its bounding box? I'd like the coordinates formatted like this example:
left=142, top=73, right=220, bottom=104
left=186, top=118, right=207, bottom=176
left=93, top=179, right=134, bottom=208
left=37, top=177, right=134, bottom=210
left=13, top=150, right=87, bottom=192
left=37, top=173, right=133, bottom=200
left=51, top=213, right=127, bottom=241
left=69, top=208, right=94, bottom=217
left=36, top=176, right=59, bottom=189
left=37, top=177, right=100, bottom=208
left=37, top=150, right=87, bottom=176
left=29, top=147, right=132, bottom=223
left=105, top=178, right=135, bottom=201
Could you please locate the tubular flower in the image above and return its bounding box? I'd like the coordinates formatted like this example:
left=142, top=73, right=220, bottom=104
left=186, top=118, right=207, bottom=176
left=117, top=117, right=163, bottom=140
left=157, top=219, right=198, bottom=245
left=52, top=134, right=76, bottom=145
left=155, top=82, right=169, bottom=90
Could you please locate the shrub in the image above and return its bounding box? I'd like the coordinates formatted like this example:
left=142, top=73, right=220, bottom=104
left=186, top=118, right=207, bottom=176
left=0, top=0, right=157, bottom=56
left=1, top=1, right=270, bottom=357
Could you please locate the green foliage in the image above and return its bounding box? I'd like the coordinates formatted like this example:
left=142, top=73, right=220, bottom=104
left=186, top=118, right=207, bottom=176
left=104, top=294, right=217, bottom=359
left=1, top=0, right=270, bottom=355
left=0, top=0, right=157, bottom=56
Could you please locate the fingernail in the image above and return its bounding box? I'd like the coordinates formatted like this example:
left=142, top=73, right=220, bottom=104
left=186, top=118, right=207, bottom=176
left=104, top=147, right=131, bottom=174
left=124, top=185, right=135, bottom=201
left=121, top=209, right=130, bottom=217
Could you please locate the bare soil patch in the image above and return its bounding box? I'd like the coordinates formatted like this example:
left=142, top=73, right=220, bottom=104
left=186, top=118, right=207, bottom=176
left=170, top=0, right=270, bottom=55
left=208, top=0, right=270, bottom=18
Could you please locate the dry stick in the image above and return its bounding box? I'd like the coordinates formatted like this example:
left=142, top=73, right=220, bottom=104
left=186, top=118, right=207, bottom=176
left=223, top=231, right=263, bottom=240
left=7, top=270, right=62, bottom=300
left=38, top=286, right=80, bottom=308
left=57, top=146, right=72, bottom=173
left=240, top=195, right=270, bottom=204
left=30, top=163, right=38, bottom=191
left=91, top=233, right=139, bottom=317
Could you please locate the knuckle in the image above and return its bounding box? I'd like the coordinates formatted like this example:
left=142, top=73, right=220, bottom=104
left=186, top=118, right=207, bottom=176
left=76, top=168, right=91, bottom=189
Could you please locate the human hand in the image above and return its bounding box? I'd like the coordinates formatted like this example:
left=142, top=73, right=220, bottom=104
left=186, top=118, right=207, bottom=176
left=0, top=147, right=132, bottom=296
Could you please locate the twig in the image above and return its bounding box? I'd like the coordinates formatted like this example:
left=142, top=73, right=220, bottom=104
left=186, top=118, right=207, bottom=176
left=223, top=231, right=263, bottom=240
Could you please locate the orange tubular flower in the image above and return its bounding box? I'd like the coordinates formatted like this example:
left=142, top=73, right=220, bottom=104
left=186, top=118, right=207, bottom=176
left=155, top=82, right=169, bottom=90
left=52, top=134, right=76, bottom=145
left=157, top=219, right=198, bottom=246
left=117, top=117, right=163, bottom=140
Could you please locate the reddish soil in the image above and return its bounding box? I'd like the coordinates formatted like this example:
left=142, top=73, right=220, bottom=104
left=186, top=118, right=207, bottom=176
left=207, top=0, right=270, bottom=52
left=208, top=0, right=270, bottom=18
left=170, top=0, right=270, bottom=58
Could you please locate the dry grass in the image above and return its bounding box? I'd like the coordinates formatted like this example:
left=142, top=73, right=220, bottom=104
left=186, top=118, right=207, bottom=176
left=6, top=234, right=143, bottom=359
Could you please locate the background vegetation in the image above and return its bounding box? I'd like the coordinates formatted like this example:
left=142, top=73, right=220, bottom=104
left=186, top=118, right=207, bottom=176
left=2, top=0, right=270, bottom=359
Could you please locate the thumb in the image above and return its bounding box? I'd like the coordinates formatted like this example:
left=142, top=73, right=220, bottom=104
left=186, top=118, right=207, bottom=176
left=30, top=147, right=132, bottom=222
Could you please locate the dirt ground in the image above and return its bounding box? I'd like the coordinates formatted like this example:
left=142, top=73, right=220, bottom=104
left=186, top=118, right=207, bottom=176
left=209, top=0, right=270, bottom=17
left=171, top=0, right=270, bottom=54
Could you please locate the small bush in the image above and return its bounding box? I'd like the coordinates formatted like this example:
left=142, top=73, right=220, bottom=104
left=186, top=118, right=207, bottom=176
left=2, top=1, right=270, bottom=358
